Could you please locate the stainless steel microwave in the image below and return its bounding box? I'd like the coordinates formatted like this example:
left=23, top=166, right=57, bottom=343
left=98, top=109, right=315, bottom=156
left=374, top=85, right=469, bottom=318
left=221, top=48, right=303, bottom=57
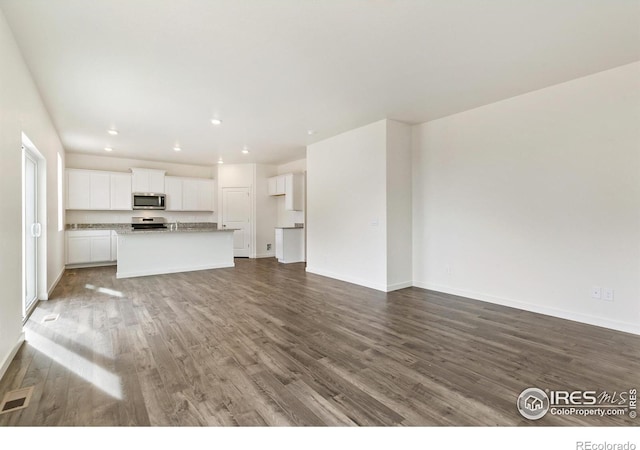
left=132, top=193, right=166, bottom=210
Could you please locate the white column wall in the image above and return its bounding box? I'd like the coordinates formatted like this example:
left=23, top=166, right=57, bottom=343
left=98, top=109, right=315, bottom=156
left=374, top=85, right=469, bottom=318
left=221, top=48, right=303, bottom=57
left=306, top=120, right=389, bottom=291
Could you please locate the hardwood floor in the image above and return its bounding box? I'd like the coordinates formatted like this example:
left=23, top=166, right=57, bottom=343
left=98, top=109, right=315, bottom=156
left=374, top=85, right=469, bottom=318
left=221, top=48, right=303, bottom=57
left=1, top=258, right=638, bottom=426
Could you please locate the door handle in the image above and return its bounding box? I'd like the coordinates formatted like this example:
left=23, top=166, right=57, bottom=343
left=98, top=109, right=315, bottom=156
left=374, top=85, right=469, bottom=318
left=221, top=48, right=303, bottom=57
left=223, top=224, right=226, bottom=228
left=31, top=223, right=42, bottom=237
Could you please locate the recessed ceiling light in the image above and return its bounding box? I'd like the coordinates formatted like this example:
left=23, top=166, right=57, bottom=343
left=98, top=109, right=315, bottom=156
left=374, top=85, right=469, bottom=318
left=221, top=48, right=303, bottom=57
left=307, top=129, right=316, bottom=135
left=104, top=147, right=113, bottom=152
left=173, top=146, right=181, bottom=152
left=107, top=129, right=118, bottom=136
left=218, top=158, right=224, bottom=164
left=242, top=146, right=249, bottom=154
left=211, top=118, right=222, bottom=125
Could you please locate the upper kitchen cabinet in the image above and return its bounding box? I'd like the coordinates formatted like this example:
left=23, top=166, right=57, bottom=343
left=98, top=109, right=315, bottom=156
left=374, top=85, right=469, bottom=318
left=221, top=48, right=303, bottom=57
left=164, top=176, right=183, bottom=210
left=131, top=168, right=165, bottom=193
left=268, top=173, right=304, bottom=211
left=110, top=172, right=132, bottom=210
left=165, top=176, right=215, bottom=211
left=284, top=173, right=304, bottom=211
left=268, top=175, right=286, bottom=196
left=67, top=168, right=131, bottom=210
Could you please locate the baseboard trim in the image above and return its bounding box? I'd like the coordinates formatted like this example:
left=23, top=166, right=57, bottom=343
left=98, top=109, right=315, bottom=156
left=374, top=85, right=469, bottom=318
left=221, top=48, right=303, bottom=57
left=414, top=281, right=640, bottom=336
left=0, top=333, right=25, bottom=382
left=117, top=262, right=235, bottom=279
left=386, top=281, right=413, bottom=292
left=66, top=261, right=117, bottom=269
left=305, top=266, right=387, bottom=292
left=255, top=253, right=276, bottom=259
left=46, top=267, right=65, bottom=300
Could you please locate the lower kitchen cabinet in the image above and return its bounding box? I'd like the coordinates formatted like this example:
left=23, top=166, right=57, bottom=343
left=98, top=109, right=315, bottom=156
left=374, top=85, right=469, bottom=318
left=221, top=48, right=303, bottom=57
left=66, top=230, right=117, bottom=265
left=275, top=227, right=305, bottom=263
left=111, top=230, right=118, bottom=261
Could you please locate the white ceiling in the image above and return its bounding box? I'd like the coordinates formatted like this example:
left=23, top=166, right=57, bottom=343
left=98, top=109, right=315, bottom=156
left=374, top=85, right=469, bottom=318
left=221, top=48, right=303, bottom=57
left=1, top=0, right=639, bottom=166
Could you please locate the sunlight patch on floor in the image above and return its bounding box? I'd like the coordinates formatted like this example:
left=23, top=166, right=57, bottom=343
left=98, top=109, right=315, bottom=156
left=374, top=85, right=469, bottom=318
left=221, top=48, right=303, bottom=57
left=26, top=328, right=123, bottom=400
left=27, top=312, right=115, bottom=360
left=84, top=284, right=124, bottom=298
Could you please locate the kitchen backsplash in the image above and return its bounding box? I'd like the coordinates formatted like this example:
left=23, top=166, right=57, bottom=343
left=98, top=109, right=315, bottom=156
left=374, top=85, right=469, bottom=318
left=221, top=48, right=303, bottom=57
left=66, top=210, right=217, bottom=225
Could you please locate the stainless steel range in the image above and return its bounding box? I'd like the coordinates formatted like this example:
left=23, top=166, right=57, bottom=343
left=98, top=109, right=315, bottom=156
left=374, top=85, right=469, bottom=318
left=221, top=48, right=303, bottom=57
left=131, top=216, right=168, bottom=231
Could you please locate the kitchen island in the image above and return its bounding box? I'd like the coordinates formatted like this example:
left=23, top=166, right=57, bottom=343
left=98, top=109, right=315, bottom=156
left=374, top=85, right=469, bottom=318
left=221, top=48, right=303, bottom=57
left=116, top=226, right=235, bottom=279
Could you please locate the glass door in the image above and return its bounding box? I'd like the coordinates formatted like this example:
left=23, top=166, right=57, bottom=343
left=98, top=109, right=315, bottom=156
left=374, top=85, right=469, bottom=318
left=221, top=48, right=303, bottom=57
left=23, top=147, right=40, bottom=317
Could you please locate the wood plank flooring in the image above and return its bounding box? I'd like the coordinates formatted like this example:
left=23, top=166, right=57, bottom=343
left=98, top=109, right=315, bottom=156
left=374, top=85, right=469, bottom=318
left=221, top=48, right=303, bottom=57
left=1, top=258, right=638, bottom=426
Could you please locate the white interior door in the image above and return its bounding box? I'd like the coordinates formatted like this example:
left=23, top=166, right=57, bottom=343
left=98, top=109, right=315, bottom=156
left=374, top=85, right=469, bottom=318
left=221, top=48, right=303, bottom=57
left=23, top=147, right=39, bottom=316
left=222, top=187, right=251, bottom=257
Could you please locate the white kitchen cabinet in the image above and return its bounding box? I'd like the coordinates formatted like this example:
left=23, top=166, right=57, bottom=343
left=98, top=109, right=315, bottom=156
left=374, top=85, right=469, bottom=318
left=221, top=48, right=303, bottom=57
left=66, top=230, right=113, bottom=265
left=182, top=178, right=199, bottom=211
left=268, top=177, right=279, bottom=196
left=66, top=169, right=91, bottom=209
left=67, top=169, right=122, bottom=210
left=164, top=176, right=183, bottom=210
left=275, top=228, right=305, bottom=263
left=89, top=172, right=111, bottom=209
left=110, top=173, right=132, bottom=210
left=67, top=169, right=132, bottom=210
left=268, top=175, right=286, bottom=195
left=165, top=176, right=214, bottom=211
left=284, top=173, right=304, bottom=211
left=268, top=173, right=304, bottom=211
left=111, top=231, right=118, bottom=261
left=131, top=168, right=165, bottom=193
left=66, top=235, right=91, bottom=264
left=197, top=179, right=214, bottom=211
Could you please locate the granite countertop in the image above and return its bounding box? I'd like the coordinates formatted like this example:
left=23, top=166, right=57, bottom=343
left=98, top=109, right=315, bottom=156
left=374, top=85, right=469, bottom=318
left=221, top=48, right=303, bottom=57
left=117, top=226, right=232, bottom=235
left=66, top=223, right=131, bottom=231
left=66, top=222, right=222, bottom=233
left=275, top=223, right=305, bottom=230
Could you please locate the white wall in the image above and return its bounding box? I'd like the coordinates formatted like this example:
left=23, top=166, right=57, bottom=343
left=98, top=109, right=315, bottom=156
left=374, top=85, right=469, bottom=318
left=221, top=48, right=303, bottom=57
left=0, top=10, right=66, bottom=376
left=255, top=164, right=278, bottom=257
left=217, top=163, right=255, bottom=189
left=276, top=158, right=306, bottom=227
left=412, top=62, right=640, bottom=334
left=386, top=121, right=412, bottom=289
left=307, top=120, right=389, bottom=290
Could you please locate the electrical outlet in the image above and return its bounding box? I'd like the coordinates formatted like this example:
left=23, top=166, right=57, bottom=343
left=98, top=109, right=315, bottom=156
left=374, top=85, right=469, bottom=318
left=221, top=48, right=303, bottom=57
left=603, top=288, right=614, bottom=302
left=267, top=243, right=272, bottom=251
left=591, top=287, right=601, bottom=299
left=445, top=265, right=452, bottom=275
